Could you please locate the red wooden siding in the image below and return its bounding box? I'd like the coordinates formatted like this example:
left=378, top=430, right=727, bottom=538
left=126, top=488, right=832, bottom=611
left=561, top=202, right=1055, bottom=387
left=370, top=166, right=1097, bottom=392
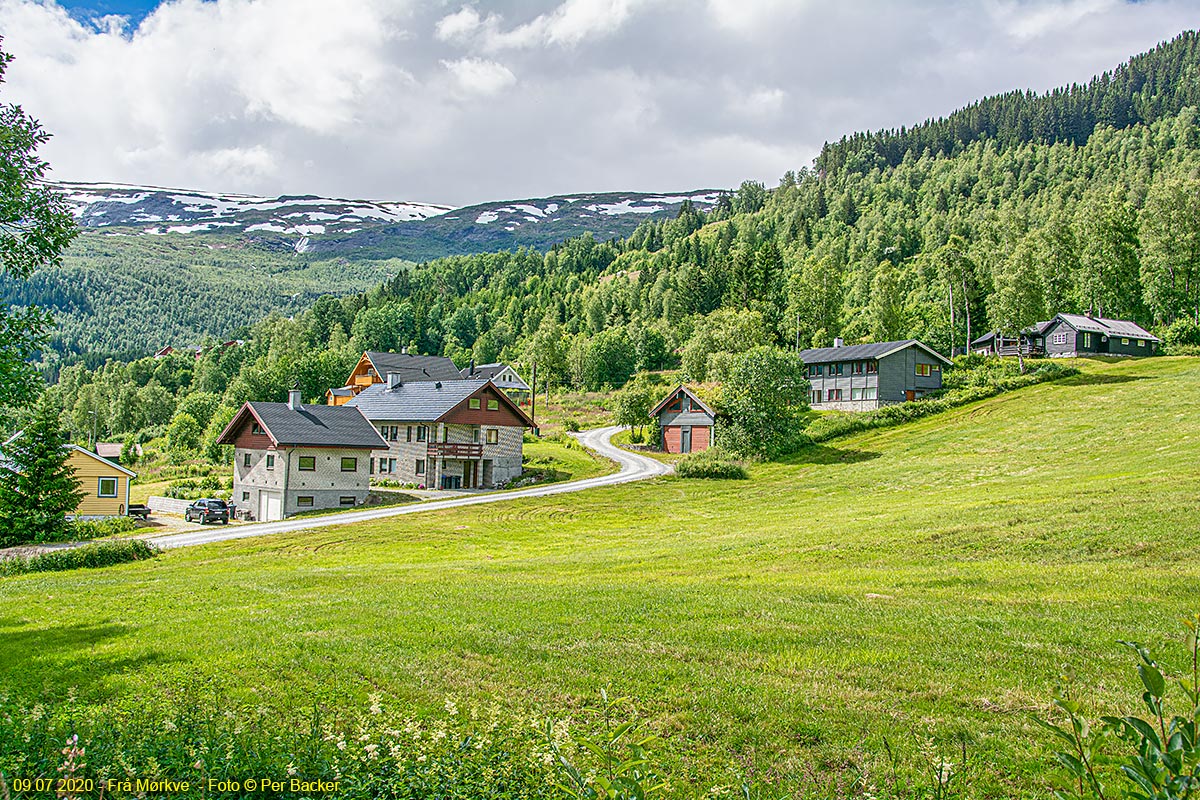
left=662, top=424, right=712, bottom=454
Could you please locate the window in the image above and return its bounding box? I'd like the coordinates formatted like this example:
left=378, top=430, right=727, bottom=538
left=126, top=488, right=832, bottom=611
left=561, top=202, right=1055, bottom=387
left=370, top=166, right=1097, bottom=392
left=298, top=456, right=316, bottom=471
left=828, top=363, right=844, bottom=376
left=1053, top=332, right=1068, bottom=345
left=297, top=496, right=314, bottom=507
left=242, top=491, right=250, bottom=502
left=810, top=390, right=821, bottom=404
left=487, top=399, right=499, bottom=411
left=473, top=428, right=481, bottom=443
left=388, top=458, right=396, bottom=473
left=469, top=398, right=481, bottom=409
left=369, top=458, right=374, bottom=475
left=407, top=425, right=413, bottom=442
left=826, top=388, right=842, bottom=401
left=252, top=422, right=264, bottom=435
left=339, top=496, right=356, bottom=506
left=266, top=454, right=275, bottom=469
left=417, top=426, right=427, bottom=442
left=866, top=361, right=877, bottom=374
left=851, top=388, right=863, bottom=400
left=389, top=426, right=398, bottom=441
left=98, top=477, right=118, bottom=498
left=1138, top=339, right=1146, bottom=347
left=340, top=457, right=357, bottom=472
left=916, top=364, right=932, bottom=377
left=1083, top=332, right=1092, bottom=348
left=864, top=387, right=877, bottom=400
left=932, top=365, right=941, bottom=372
left=379, top=426, right=388, bottom=439
left=486, top=429, right=499, bottom=444
left=1121, top=338, right=1129, bottom=345
left=415, top=459, right=425, bottom=475
left=809, top=364, right=823, bottom=377
left=243, top=453, right=251, bottom=468
left=852, top=361, right=865, bottom=375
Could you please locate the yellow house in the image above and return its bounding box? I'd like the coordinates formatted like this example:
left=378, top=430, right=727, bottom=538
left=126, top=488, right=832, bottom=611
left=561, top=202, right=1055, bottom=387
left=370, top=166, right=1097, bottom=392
left=67, top=446, right=136, bottom=518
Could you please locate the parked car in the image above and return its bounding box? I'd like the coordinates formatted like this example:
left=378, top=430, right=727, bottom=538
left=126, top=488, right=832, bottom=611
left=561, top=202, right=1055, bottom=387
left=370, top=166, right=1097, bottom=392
left=185, top=498, right=229, bottom=525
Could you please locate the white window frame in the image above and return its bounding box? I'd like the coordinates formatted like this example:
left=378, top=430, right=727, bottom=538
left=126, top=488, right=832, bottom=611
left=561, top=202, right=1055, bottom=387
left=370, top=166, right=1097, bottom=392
left=98, top=477, right=118, bottom=498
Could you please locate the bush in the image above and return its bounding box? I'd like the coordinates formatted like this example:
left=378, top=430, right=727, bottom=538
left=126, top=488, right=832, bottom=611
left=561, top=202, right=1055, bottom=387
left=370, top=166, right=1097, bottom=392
left=69, top=516, right=144, bottom=541
left=674, top=450, right=749, bottom=480
left=0, top=540, right=159, bottom=577
left=563, top=418, right=582, bottom=432
left=1162, top=318, right=1200, bottom=348
left=163, top=475, right=231, bottom=500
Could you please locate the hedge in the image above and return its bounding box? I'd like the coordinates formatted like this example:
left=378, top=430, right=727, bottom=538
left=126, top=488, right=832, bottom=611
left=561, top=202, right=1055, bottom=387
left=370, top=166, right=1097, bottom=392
left=0, top=539, right=160, bottom=577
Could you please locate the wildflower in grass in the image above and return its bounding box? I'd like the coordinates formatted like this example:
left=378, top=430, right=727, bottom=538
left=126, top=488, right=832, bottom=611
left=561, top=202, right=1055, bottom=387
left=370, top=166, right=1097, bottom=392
left=444, top=698, right=458, bottom=717
left=336, top=739, right=346, bottom=751
left=369, top=693, right=382, bottom=715
left=286, top=762, right=297, bottom=776
left=193, top=760, right=203, bottom=770
left=364, top=743, right=379, bottom=759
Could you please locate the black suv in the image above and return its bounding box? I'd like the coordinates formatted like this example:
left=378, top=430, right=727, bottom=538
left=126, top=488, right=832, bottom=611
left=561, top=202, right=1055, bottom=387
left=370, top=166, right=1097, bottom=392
left=186, top=498, right=230, bottom=525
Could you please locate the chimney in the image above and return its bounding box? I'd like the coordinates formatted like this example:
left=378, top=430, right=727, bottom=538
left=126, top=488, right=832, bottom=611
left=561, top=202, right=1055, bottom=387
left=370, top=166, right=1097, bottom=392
left=833, top=337, right=844, bottom=348
left=435, top=381, right=442, bottom=389
left=469, top=358, right=475, bottom=376
left=400, top=346, right=408, bottom=355
left=387, top=372, right=402, bottom=390
left=287, top=382, right=302, bottom=410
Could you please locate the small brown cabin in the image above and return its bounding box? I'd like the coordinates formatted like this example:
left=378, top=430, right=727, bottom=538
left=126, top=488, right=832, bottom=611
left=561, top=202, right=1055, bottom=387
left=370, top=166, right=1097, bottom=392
left=650, top=385, right=715, bottom=454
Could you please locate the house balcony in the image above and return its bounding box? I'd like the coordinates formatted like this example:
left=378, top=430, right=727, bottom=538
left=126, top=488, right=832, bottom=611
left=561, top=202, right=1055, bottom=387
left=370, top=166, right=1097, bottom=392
left=996, top=344, right=1045, bottom=357
left=427, top=442, right=484, bottom=459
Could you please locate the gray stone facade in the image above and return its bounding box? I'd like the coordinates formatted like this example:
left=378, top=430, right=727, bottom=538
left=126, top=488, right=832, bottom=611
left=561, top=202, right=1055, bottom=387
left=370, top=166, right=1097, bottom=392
left=368, top=420, right=523, bottom=489
left=233, top=445, right=373, bottom=519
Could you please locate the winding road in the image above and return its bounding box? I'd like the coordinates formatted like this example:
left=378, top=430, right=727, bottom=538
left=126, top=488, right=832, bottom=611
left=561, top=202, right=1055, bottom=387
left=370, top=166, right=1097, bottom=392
left=146, top=426, right=671, bottom=550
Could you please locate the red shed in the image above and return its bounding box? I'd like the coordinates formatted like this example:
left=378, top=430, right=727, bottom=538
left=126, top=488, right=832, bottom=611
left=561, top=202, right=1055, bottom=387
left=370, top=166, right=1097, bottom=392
left=649, top=385, right=715, bottom=454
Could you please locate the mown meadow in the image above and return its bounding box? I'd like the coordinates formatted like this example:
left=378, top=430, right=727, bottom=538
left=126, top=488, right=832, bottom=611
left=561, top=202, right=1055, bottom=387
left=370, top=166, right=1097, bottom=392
left=2, top=357, right=1199, bottom=797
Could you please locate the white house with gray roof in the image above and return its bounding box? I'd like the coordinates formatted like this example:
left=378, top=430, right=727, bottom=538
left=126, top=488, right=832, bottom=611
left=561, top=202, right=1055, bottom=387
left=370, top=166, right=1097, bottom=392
left=346, top=377, right=534, bottom=490
left=801, top=339, right=952, bottom=412
left=217, top=388, right=387, bottom=521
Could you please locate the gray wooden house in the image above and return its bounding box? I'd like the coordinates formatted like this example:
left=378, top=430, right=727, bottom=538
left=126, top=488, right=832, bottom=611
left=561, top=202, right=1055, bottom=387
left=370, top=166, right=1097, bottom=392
left=971, top=313, right=1160, bottom=357
left=800, top=339, right=952, bottom=412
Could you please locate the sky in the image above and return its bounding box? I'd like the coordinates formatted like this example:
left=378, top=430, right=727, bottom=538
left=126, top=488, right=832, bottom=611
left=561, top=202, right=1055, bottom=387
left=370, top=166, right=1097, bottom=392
left=0, top=0, right=1196, bottom=207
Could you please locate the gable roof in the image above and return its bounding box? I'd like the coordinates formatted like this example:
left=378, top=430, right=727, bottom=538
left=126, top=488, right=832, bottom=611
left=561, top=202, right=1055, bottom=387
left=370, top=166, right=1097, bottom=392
left=346, top=379, right=534, bottom=427
left=1053, top=313, right=1160, bottom=341
left=460, top=362, right=531, bottom=390
left=68, top=445, right=137, bottom=477
left=363, top=351, right=463, bottom=382
left=217, top=402, right=387, bottom=449
left=800, top=339, right=952, bottom=366
left=1, top=433, right=137, bottom=478
left=650, top=385, right=715, bottom=418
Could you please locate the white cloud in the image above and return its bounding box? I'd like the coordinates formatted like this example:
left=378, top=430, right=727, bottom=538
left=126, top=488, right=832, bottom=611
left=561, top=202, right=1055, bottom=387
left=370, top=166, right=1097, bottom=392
left=442, top=57, right=517, bottom=94
left=435, top=6, right=482, bottom=41
left=0, top=0, right=1195, bottom=205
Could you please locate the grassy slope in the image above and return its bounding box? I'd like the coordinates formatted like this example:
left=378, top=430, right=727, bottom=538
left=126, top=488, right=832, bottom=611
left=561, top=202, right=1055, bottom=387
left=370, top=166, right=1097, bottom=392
left=2, top=358, right=1199, bottom=795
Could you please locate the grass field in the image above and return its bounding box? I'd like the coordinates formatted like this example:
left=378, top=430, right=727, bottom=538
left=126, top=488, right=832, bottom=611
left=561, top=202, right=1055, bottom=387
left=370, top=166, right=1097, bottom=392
left=3, top=357, right=1199, bottom=796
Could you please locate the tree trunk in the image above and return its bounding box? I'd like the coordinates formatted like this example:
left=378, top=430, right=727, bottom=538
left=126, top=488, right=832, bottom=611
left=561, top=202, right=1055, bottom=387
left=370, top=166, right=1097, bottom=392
left=962, top=277, right=972, bottom=353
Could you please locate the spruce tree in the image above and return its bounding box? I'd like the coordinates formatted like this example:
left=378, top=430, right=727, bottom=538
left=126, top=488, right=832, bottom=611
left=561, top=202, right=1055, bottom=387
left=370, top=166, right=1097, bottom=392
left=0, top=399, right=84, bottom=546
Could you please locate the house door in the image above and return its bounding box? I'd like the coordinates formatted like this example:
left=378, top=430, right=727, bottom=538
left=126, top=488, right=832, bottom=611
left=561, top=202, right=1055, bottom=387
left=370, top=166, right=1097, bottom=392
left=681, top=427, right=692, bottom=454
left=482, top=459, right=493, bottom=487
left=905, top=390, right=916, bottom=402
left=463, top=461, right=473, bottom=488
left=259, top=491, right=282, bottom=522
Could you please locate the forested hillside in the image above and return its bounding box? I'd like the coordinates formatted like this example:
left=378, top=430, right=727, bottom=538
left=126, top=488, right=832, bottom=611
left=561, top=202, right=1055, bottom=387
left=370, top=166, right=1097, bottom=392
left=31, top=31, right=1200, bottom=453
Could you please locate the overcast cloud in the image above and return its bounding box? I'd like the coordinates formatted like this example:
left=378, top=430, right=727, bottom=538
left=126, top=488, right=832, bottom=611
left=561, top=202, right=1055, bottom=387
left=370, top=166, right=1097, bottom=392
left=0, top=0, right=1195, bottom=206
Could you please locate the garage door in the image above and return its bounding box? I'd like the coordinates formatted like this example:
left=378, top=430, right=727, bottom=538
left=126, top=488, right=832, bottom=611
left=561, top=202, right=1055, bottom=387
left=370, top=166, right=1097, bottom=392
left=259, top=491, right=282, bottom=522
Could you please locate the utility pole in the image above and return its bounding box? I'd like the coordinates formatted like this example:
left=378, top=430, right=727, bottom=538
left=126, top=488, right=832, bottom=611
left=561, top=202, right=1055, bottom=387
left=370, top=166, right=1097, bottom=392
left=530, top=361, right=537, bottom=434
